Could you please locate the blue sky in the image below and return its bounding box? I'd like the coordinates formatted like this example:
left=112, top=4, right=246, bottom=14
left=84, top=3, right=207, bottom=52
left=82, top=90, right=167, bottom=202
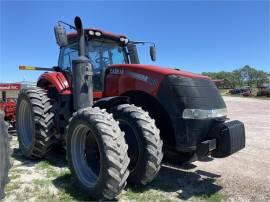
left=0, top=0, right=269, bottom=82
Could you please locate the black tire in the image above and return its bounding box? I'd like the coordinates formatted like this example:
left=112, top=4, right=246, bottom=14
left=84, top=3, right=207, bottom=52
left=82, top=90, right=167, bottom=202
left=0, top=111, right=10, bottom=199
left=66, top=107, right=130, bottom=200
left=110, top=104, right=163, bottom=185
left=164, top=150, right=195, bottom=165
left=16, top=87, right=55, bottom=159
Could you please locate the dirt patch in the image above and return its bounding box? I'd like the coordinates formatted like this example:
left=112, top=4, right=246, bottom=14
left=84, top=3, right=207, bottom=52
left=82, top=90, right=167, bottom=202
left=4, top=96, right=270, bottom=201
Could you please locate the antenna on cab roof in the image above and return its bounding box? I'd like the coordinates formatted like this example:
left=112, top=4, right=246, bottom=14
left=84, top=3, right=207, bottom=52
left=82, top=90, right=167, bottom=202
left=58, top=20, right=76, bottom=30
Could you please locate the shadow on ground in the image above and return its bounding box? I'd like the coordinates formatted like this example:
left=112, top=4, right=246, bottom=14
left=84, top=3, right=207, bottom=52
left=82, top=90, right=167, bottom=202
left=128, top=163, right=222, bottom=200
left=12, top=146, right=222, bottom=201
left=51, top=161, right=222, bottom=201
left=12, top=147, right=67, bottom=168
left=52, top=173, right=91, bottom=201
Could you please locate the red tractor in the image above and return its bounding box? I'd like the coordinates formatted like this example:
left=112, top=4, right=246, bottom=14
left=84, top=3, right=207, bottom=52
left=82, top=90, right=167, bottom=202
left=16, top=17, right=245, bottom=199
left=0, top=98, right=16, bottom=130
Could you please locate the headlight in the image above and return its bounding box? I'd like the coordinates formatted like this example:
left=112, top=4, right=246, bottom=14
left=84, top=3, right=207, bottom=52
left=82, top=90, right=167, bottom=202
left=95, top=31, right=101, bottom=36
left=182, top=108, right=227, bottom=120
left=89, top=30, right=95, bottom=36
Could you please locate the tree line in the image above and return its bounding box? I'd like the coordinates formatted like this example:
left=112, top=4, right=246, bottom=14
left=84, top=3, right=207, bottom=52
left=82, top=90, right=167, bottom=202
left=202, top=65, right=270, bottom=88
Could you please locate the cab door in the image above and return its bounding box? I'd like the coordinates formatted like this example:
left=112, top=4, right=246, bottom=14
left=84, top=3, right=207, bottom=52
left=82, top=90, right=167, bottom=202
left=58, top=43, right=103, bottom=99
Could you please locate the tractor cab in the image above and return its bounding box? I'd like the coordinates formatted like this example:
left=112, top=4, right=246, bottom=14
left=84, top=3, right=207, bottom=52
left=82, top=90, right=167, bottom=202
left=58, top=29, right=129, bottom=91
left=56, top=27, right=156, bottom=91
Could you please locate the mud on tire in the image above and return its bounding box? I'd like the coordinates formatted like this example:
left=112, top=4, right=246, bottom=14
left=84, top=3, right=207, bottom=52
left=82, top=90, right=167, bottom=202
left=0, top=111, right=11, bottom=199
left=16, top=87, right=55, bottom=159
left=66, top=107, right=130, bottom=200
left=110, top=104, right=163, bottom=185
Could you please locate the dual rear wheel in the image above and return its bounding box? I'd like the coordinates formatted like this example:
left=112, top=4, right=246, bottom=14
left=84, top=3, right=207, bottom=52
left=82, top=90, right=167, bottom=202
left=16, top=87, right=55, bottom=159
left=16, top=88, right=163, bottom=199
left=109, top=104, right=163, bottom=185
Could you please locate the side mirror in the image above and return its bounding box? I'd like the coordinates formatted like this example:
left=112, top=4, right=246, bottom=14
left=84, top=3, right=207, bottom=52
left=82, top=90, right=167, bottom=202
left=127, top=44, right=140, bottom=64
left=150, top=46, right=156, bottom=61
left=54, top=23, right=68, bottom=47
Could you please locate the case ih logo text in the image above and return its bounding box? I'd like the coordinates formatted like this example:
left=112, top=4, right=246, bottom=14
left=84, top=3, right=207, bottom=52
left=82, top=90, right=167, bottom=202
left=109, top=68, right=124, bottom=75
left=109, top=68, right=157, bottom=86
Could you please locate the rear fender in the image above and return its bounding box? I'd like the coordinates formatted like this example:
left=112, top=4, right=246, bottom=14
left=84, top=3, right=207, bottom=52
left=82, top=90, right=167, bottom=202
left=37, top=72, right=71, bottom=95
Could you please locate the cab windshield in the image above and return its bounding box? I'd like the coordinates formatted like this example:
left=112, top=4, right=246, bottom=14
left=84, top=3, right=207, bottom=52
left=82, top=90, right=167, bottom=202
left=87, top=39, right=128, bottom=73
left=60, top=39, right=128, bottom=71
left=59, top=39, right=128, bottom=91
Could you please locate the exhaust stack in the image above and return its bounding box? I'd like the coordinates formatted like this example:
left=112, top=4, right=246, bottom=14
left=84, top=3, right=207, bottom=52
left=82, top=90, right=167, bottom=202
left=72, top=16, right=93, bottom=110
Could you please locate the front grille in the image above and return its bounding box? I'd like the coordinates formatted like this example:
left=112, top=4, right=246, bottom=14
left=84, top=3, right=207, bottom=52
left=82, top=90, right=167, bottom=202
left=157, top=75, right=226, bottom=151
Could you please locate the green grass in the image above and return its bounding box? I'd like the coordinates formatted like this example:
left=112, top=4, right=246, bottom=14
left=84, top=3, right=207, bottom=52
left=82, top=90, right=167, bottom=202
left=36, top=160, right=51, bottom=170
left=10, top=168, right=28, bottom=174
left=5, top=182, right=21, bottom=192
left=51, top=172, right=91, bottom=201
left=32, top=179, right=51, bottom=186
left=6, top=184, right=36, bottom=201
left=194, top=192, right=226, bottom=202
left=7, top=138, right=228, bottom=201
left=35, top=187, right=58, bottom=202
left=5, top=169, right=227, bottom=202
left=36, top=160, right=68, bottom=178
left=9, top=173, right=21, bottom=180
left=46, top=168, right=60, bottom=178
left=123, top=187, right=171, bottom=202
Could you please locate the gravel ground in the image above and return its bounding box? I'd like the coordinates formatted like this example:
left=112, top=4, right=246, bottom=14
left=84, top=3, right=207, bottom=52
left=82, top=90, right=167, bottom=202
left=3, top=96, right=270, bottom=201
left=192, top=96, right=270, bottom=201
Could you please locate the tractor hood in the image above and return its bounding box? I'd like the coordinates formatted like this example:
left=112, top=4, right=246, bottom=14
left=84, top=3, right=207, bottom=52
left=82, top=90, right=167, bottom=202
left=109, top=64, right=208, bottom=79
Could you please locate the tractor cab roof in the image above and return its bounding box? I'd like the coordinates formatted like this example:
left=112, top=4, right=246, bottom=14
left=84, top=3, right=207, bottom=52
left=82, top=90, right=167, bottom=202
left=67, top=28, right=127, bottom=42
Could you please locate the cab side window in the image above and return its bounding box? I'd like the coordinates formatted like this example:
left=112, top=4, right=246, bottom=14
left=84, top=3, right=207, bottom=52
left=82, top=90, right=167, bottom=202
left=59, top=43, right=78, bottom=71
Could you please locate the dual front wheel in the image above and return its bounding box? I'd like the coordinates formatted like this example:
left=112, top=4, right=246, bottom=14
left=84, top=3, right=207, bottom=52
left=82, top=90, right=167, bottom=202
left=16, top=87, right=163, bottom=200
left=66, top=105, right=163, bottom=199
left=66, top=107, right=130, bottom=199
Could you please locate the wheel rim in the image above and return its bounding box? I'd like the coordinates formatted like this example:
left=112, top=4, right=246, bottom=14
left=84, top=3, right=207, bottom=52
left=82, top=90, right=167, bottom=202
left=18, top=99, right=33, bottom=148
left=119, top=119, right=140, bottom=172
left=71, top=124, right=101, bottom=188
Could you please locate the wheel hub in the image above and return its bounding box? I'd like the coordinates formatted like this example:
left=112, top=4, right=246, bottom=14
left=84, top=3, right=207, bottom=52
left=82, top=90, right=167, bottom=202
left=71, top=124, right=101, bottom=187
left=18, top=99, right=33, bottom=148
